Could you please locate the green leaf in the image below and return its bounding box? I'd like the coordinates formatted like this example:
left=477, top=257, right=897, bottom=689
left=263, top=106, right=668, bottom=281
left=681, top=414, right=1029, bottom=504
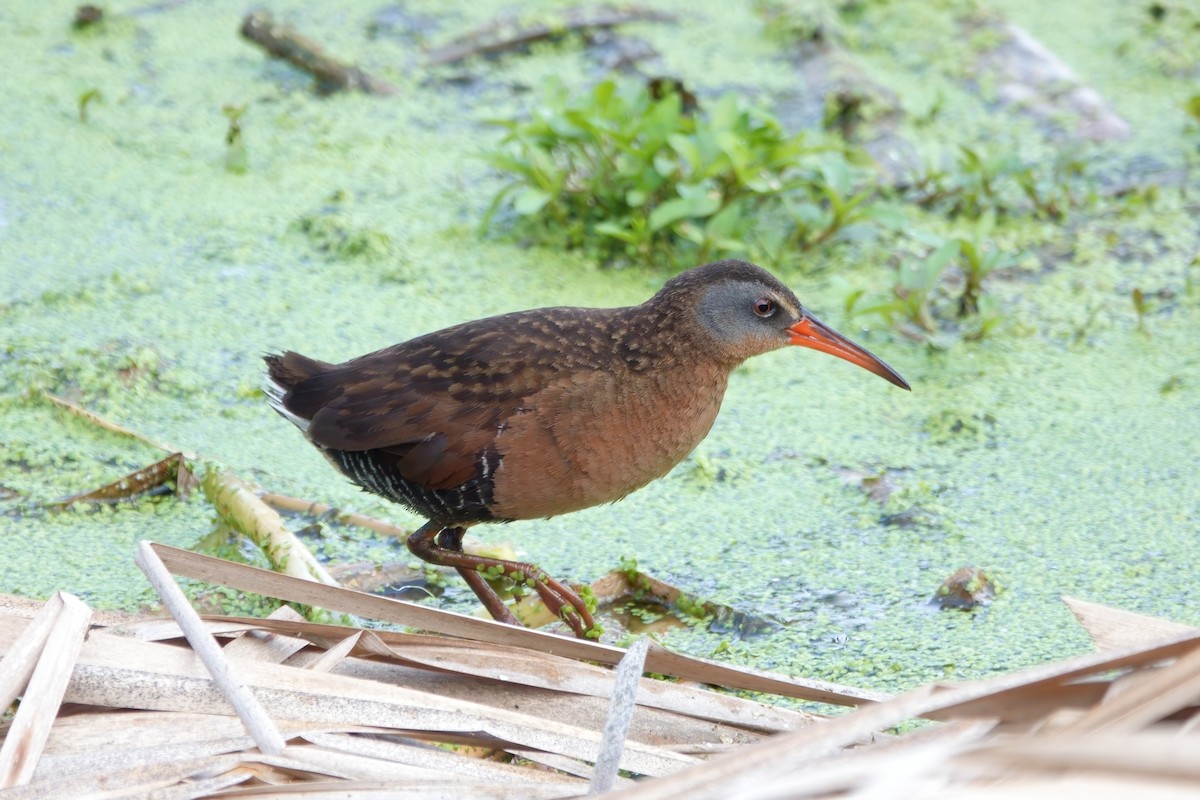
left=832, top=222, right=876, bottom=243
left=675, top=221, right=705, bottom=245
left=820, top=158, right=852, bottom=198
left=646, top=92, right=682, bottom=139
left=595, top=79, right=617, bottom=103
left=479, top=182, right=520, bottom=233
left=865, top=205, right=908, bottom=229
left=668, top=134, right=702, bottom=172
left=653, top=152, right=678, bottom=178
left=595, top=221, right=637, bottom=243
left=512, top=187, right=552, bottom=216
left=909, top=228, right=948, bottom=248
left=615, top=152, right=643, bottom=177
left=791, top=201, right=825, bottom=229
left=647, top=184, right=722, bottom=232
left=927, top=239, right=961, bottom=272
left=648, top=197, right=698, bottom=232
left=709, top=93, right=740, bottom=131
left=704, top=201, right=745, bottom=240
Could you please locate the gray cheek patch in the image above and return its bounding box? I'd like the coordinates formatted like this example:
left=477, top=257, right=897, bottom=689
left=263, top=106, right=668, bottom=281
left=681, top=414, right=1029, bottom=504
left=696, top=281, right=763, bottom=343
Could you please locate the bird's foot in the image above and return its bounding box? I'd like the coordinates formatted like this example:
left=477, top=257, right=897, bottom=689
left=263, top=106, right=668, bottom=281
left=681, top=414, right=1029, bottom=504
left=455, top=566, right=524, bottom=626
left=409, top=522, right=601, bottom=639
left=475, top=560, right=599, bottom=638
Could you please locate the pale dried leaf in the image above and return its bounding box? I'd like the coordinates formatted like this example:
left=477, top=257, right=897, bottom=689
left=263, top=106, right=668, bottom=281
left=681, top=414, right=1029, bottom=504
left=0, top=593, right=64, bottom=711
left=0, top=593, right=91, bottom=788
left=5, top=619, right=697, bottom=778
left=1055, top=643, right=1200, bottom=734
left=151, top=543, right=880, bottom=706
left=301, top=732, right=586, bottom=787
left=1063, top=596, right=1196, bottom=650
left=40, top=392, right=186, bottom=455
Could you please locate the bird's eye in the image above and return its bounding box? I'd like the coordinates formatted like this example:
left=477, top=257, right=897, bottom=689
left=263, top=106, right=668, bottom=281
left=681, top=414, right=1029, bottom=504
left=753, top=297, right=776, bottom=317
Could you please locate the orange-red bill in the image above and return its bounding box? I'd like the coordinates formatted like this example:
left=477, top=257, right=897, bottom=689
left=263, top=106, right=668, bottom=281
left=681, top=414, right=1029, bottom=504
left=787, top=315, right=910, bottom=390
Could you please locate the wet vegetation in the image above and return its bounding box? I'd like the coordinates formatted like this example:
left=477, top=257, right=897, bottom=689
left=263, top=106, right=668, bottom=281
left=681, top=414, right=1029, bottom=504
left=483, top=77, right=881, bottom=269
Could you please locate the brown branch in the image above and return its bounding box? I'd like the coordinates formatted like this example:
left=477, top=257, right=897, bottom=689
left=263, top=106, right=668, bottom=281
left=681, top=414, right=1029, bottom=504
left=41, top=391, right=187, bottom=456
left=239, top=11, right=397, bottom=96
left=259, top=492, right=408, bottom=539
left=425, top=4, right=675, bottom=66
left=48, top=453, right=195, bottom=511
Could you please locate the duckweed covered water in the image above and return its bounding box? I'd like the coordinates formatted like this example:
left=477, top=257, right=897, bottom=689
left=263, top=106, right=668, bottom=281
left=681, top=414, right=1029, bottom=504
left=1, top=0, right=1197, bottom=695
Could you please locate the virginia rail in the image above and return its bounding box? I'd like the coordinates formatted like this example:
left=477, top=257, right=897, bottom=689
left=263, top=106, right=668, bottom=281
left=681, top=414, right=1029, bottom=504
left=265, top=259, right=908, bottom=638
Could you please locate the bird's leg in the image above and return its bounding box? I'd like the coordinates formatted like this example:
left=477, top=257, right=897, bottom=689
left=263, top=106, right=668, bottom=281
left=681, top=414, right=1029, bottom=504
left=440, top=525, right=523, bottom=627
left=409, top=522, right=521, bottom=626
left=407, top=521, right=599, bottom=639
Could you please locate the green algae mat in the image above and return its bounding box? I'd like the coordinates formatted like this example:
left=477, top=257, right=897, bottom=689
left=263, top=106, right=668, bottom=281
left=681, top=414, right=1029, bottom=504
left=1, top=0, right=1197, bottom=698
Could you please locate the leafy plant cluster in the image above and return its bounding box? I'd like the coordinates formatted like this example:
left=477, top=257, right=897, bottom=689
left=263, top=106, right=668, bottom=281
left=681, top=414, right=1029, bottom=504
left=482, top=77, right=1095, bottom=343
left=848, top=147, right=1093, bottom=342
left=902, top=146, right=1091, bottom=222
left=483, top=78, right=885, bottom=268
left=844, top=213, right=1017, bottom=345
left=1117, top=0, right=1200, bottom=77
left=753, top=0, right=869, bottom=45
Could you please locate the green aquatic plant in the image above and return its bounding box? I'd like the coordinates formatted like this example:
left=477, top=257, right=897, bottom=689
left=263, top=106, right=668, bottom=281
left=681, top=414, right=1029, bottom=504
left=77, top=88, right=101, bottom=123
left=1131, top=287, right=1151, bottom=335
left=754, top=0, right=850, bottom=44
left=785, top=158, right=895, bottom=249
left=904, top=146, right=1089, bottom=221
left=1117, top=1, right=1200, bottom=77
left=940, top=216, right=1018, bottom=318
left=847, top=220, right=1014, bottom=343
left=1186, top=95, right=1200, bottom=125
left=482, top=77, right=880, bottom=268
left=292, top=192, right=394, bottom=262
left=846, top=238, right=955, bottom=337
left=222, top=104, right=249, bottom=175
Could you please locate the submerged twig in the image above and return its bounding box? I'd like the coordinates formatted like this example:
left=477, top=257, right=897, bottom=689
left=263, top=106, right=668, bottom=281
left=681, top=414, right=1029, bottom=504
left=973, top=20, right=1130, bottom=142
left=240, top=11, right=397, bottom=95
left=49, top=452, right=196, bottom=511
left=260, top=492, right=408, bottom=539
left=425, top=3, right=675, bottom=66
left=41, top=391, right=187, bottom=456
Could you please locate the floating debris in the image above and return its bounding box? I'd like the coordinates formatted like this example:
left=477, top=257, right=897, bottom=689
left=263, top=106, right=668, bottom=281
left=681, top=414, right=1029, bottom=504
left=930, top=566, right=996, bottom=610
left=775, top=41, right=917, bottom=182
left=240, top=11, right=398, bottom=96
left=505, top=562, right=781, bottom=639
left=202, top=470, right=338, bottom=588
left=425, top=4, right=675, bottom=66
left=835, top=466, right=904, bottom=506
left=48, top=452, right=196, bottom=511
left=72, top=4, right=104, bottom=29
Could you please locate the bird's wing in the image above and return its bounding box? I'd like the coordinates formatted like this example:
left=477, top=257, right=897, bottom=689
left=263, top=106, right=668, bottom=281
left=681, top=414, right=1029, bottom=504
left=280, top=308, right=620, bottom=491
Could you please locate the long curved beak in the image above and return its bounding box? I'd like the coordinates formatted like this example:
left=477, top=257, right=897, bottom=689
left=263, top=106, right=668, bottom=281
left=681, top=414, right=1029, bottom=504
left=787, top=314, right=911, bottom=390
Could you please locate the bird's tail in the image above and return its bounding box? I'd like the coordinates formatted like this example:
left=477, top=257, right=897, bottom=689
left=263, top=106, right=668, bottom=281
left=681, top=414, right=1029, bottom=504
left=263, top=351, right=331, bottom=433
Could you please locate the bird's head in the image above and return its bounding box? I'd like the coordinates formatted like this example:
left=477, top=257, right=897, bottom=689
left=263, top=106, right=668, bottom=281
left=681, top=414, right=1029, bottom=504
left=657, top=260, right=910, bottom=390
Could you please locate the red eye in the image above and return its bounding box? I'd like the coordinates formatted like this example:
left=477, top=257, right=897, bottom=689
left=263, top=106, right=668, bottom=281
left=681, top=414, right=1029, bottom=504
left=753, top=297, right=775, bottom=317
